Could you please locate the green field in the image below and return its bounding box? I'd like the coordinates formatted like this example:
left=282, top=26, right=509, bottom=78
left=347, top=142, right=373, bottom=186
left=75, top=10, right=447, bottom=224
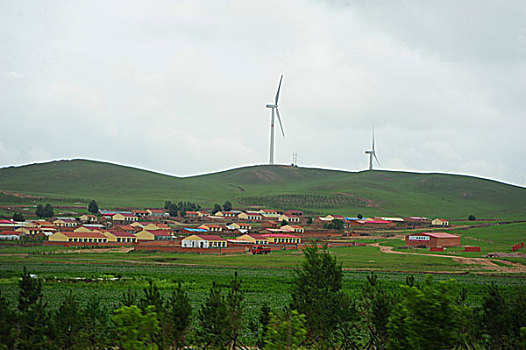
left=1, top=159, right=526, bottom=218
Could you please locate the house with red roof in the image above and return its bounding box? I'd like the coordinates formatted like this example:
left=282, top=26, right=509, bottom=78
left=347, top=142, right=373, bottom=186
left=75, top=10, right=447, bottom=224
left=281, top=225, right=305, bottom=234
left=0, top=230, right=24, bottom=240
left=405, top=232, right=460, bottom=247
left=234, top=234, right=269, bottom=245
left=198, top=224, right=223, bottom=232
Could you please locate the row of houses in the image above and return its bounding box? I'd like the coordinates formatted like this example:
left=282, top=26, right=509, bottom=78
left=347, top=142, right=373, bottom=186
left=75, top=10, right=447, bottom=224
left=181, top=233, right=302, bottom=248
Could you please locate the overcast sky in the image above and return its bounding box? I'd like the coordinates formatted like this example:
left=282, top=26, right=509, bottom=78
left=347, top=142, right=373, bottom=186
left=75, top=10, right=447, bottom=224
left=1, top=1, right=525, bottom=186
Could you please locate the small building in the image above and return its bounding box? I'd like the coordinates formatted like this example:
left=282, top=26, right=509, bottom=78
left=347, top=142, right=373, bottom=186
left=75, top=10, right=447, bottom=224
left=278, top=214, right=300, bottom=223
left=226, top=223, right=251, bottom=231
left=235, top=234, right=269, bottom=245
left=197, top=211, right=209, bottom=217
left=111, top=213, right=138, bottom=223
left=186, top=211, right=199, bottom=219
left=281, top=225, right=305, bottom=234
left=0, top=230, right=24, bottom=240
left=405, top=232, right=460, bottom=248
left=147, top=209, right=166, bottom=217
left=79, top=214, right=97, bottom=223
left=238, top=212, right=263, bottom=221
left=432, top=218, right=449, bottom=227
left=53, top=217, right=78, bottom=228
left=262, top=233, right=301, bottom=244
left=261, top=220, right=280, bottom=229
left=135, top=229, right=173, bottom=241
left=132, top=210, right=150, bottom=218
left=198, top=224, right=223, bottom=232
left=102, top=230, right=137, bottom=244
left=214, top=211, right=238, bottom=218
left=181, top=234, right=227, bottom=248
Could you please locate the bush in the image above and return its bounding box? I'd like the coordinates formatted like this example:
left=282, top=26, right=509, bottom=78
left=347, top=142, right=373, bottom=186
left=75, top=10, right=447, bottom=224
left=468, top=215, right=476, bottom=221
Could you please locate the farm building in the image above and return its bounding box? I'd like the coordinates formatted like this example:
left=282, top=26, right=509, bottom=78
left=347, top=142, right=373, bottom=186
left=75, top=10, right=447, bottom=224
left=79, top=214, right=97, bottom=223
left=346, top=220, right=395, bottom=229
left=432, top=218, right=449, bottom=227
left=405, top=232, right=460, bottom=248
left=147, top=209, right=166, bottom=217
left=181, top=234, right=227, bottom=248
left=284, top=210, right=303, bottom=217
left=262, top=233, right=301, bottom=244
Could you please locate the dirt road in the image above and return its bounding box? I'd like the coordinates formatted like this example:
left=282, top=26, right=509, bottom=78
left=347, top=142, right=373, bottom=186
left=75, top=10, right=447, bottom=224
left=370, top=242, right=526, bottom=274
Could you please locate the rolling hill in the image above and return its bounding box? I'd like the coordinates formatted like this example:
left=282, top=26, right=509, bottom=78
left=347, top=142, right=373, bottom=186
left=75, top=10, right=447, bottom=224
left=1, top=159, right=526, bottom=219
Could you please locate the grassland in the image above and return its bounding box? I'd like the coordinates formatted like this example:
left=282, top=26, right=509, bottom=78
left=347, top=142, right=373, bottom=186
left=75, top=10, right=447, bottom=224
left=1, top=159, right=526, bottom=218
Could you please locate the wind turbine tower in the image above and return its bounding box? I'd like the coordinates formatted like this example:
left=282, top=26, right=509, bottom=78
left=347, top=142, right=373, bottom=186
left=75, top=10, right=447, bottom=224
left=266, top=75, right=285, bottom=165
left=365, top=126, right=380, bottom=170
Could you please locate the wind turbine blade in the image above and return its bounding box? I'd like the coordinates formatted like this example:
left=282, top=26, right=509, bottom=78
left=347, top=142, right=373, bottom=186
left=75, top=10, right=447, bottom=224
left=276, top=108, right=285, bottom=137
left=374, top=153, right=380, bottom=166
left=372, top=125, right=375, bottom=152
left=275, top=74, right=283, bottom=105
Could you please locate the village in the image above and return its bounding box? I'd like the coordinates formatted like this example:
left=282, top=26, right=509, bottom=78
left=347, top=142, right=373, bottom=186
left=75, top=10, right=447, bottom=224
left=0, top=203, right=466, bottom=254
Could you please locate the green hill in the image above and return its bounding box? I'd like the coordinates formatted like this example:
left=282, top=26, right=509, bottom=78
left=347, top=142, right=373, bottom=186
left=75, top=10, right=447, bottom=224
left=1, top=159, right=525, bottom=219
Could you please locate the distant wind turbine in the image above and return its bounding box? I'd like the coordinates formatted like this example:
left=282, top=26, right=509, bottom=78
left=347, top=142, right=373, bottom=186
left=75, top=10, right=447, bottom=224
left=266, top=75, right=285, bottom=165
left=365, top=126, right=380, bottom=170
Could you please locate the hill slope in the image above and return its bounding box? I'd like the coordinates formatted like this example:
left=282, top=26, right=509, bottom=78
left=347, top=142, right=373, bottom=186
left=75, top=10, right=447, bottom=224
left=1, top=159, right=525, bottom=218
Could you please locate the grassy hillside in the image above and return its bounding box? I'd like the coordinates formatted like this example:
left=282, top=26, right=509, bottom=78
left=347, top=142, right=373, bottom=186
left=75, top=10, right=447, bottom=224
left=1, top=159, right=525, bottom=219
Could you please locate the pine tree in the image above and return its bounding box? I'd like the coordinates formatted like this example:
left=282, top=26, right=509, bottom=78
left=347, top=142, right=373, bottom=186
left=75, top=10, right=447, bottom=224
left=17, top=267, right=51, bottom=349
left=88, top=200, right=99, bottom=214
left=0, top=290, right=16, bottom=349
left=51, top=290, right=86, bottom=349
left=164, top=282, right=192, bottom=349
left=225, top=272, right=245, bottom=349
left=197, top=281, right=229, bottom=349
left=43, top=204, right=54, bottom=218
left=83, top=296, right=110, bottom=350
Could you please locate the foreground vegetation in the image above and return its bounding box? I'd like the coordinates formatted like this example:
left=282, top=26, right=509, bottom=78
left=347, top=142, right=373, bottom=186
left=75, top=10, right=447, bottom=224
left=1, top=246, right=525, bottom=349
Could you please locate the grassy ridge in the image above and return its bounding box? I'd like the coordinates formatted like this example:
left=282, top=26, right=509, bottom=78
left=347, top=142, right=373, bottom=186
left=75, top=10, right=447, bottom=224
left=1, top=159, right=525, bottom=218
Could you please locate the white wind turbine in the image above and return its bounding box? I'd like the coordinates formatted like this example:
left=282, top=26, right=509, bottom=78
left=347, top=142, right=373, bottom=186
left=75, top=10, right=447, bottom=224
left=365, top=126, right=380, bottom=170
left=266, top=75, right=285, bottom=165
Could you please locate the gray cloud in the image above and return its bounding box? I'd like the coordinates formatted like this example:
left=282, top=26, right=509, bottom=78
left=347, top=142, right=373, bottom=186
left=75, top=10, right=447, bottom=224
left=0, top=0, right=525, bottom=186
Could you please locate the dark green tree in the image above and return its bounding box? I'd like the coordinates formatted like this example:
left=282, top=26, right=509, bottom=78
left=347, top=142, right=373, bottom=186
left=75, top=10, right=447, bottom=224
left=360, top=272, right=392, bottom=350
left=281, top=220, right=288, bottom=227
left=223, top=201, right=233, bottom=211
left=290, top=244, right=350, bottom=348
left=164, top=201, right=172, bottom=210
left=387, top=276, right=462, bottom=350
left=120, top=288, right=137, bottom=307
left=12, top=212, right=25, bottom=222
left=35, top=204, right=44, bottom=218
left=17, top=267, right=51, bottom=349
left=51, top=290, right=86, bottom=350
left=225, top=272, right=245, bottom=349
left=83, top=296, right=111, bottom=350
left=88, top=200, right=99, bottom=214
left=332, top=219, right=344, bottom=230
left=212, top=204, right=222, bottom=215
left=197, top=281, right=229, bottom=349
left=306, top=217, right=313, bottom=224
left=168, top=203, right=179, bottom=217
left=264, top=309, right=307, bottom=350
left=468, top=214, right=476, bottom=221
left=43, top=203, right=54, bottom=218
left=164, top=282, right=192, bottom=349
left=112, top=305, right=160, bottom=350
left=139, top=280, right=164, bottom=313
left=0, top=290, right=16, bottom=349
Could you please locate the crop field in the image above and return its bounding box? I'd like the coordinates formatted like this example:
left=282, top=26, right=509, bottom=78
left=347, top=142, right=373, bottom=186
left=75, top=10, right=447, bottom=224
left=239, top=193, right=369, bottom=211
left=0, top=261, right=524, bottom=325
